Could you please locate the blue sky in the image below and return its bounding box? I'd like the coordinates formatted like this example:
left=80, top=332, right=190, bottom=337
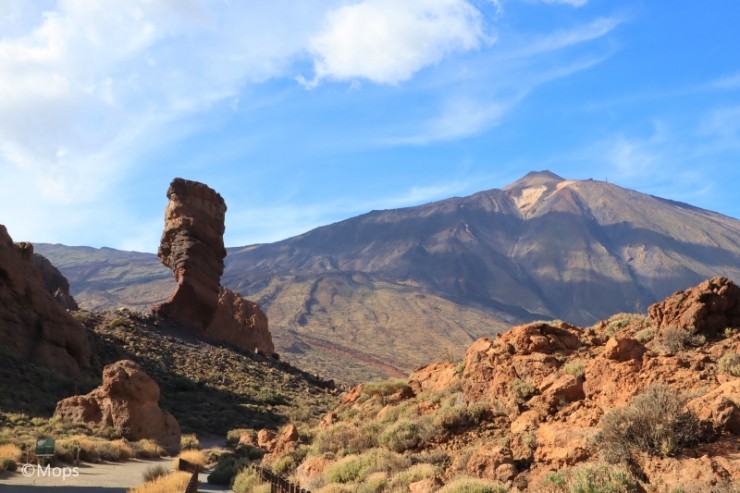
left=0, top=0, right=738, bottom=252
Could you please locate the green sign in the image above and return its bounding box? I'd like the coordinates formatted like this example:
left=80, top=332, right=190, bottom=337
left=35, top=437, right=55, bottom=457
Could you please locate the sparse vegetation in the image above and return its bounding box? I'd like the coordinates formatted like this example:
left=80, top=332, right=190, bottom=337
left=598, top=384, right=700, bottom=463
left=540, top=463, right=638, bottom=492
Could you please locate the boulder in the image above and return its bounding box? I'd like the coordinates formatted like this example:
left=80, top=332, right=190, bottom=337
left=152, top=178, right=274, bottom=354
left=0, top=226, right=91, bottom=377
left=54, top=360, right=181, bottom=454
left=648, top=276, right=740, bottom=338
left=602, top=336, right=645, bottom=362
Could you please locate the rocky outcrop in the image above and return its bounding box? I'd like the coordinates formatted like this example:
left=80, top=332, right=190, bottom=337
left=31, top=253, right=79, bottom=310
left=54, top=360, right=181, bottom=454
left=152, top=178, right=274, bottom=354
left=284, top=278, right=740, bottom=491
left=154, top=178, right=227, bottom=332
left=648, top=276, right=740, bottom=338
left=0, top=225, right=90, bottom=377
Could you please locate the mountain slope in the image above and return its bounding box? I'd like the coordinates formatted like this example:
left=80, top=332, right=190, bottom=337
left=36, top=171, right=740, bottom=382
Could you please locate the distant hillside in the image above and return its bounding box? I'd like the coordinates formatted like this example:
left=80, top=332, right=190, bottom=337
left=36, top=171, right=740, bottom=382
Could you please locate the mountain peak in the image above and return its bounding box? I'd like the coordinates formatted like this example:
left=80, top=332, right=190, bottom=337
left=503, top=170, right=565, bottom=191
left=502, top=170, right=567, bottom=215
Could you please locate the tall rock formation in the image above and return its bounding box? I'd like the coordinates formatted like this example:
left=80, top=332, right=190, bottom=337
left=55, top=360, right=181, bottom=455
left=0, top=225, right=91, bottom=377
left=152, top=178, right=274, bottom=354
left=32, top=253, right=79, bottom=310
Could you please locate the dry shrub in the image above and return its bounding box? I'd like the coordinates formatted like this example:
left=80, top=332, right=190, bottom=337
left=173, top=449, right=208, bottom=469
left=127, top=470, right=190, bottom=493
left=57, top=435, right=132, bottom=462
left=598, top=384, right=700, bottom=463
left=180, top=433, right=200, bottom=451
left=510, top=378, right=536, bottom=400
left=314, top=423, right=377, bottom=455
left=0, top=443, right=22, bottom=462
left=563, top=360, right=585, bottom=378
left=433, top=402, right=488, bottom=432
left=142, top=464, right=170, bottom=483
left=438, top=476, right=508, bottom=493
left=662, top=326, right=703, bottom=353
left=132, top=439, right=165, bottom=459
left=361, top=379, right=410, bottom=402
left=718, top=352, right=740, bottom=377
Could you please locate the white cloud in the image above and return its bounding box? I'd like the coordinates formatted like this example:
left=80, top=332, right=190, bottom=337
left=304, top=0, right=490, bottom=86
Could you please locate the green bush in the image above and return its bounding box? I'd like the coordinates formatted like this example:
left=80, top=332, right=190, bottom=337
left=598, top=384, right=700, bottom=463
left=379, top=419, right=427, bottom=453
left=2, top=458, right=17, bottom=472
left=208, top=454, right=243, bottom=485
left=718, top=352, right=740, bottom=377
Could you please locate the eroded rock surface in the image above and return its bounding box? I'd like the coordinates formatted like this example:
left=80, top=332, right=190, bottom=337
left=32, top=253, right=79, bottom=310
left=649, top=276, right=740, bottom=337
left=0, top=225, right=90, bottom=377
left=54, top=360, right=181, bottom=454
left=153, top=178, right=274, bottom=354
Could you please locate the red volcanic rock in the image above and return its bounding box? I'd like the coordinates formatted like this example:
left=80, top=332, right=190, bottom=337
left=54, top=360, right=181, bottom=454
left=648, top=276, right=740, bottom=337
left=466, top=444, right=517, bottom=482
left=602, top=336, right=645, bottom=361
left=408, top=361, right=459, bottom=394
left=153, top=178, right=274, bottom=354
left=0, top=226, right=90, bottom=377
left=31, top=253, right=79, bottom=310
left=209, top=288, right=273, bottom=355
left=154, top=178, right=227, bottom=332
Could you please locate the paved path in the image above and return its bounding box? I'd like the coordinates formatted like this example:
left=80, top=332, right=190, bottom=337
left=0, top=458, right=232, bottom=493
